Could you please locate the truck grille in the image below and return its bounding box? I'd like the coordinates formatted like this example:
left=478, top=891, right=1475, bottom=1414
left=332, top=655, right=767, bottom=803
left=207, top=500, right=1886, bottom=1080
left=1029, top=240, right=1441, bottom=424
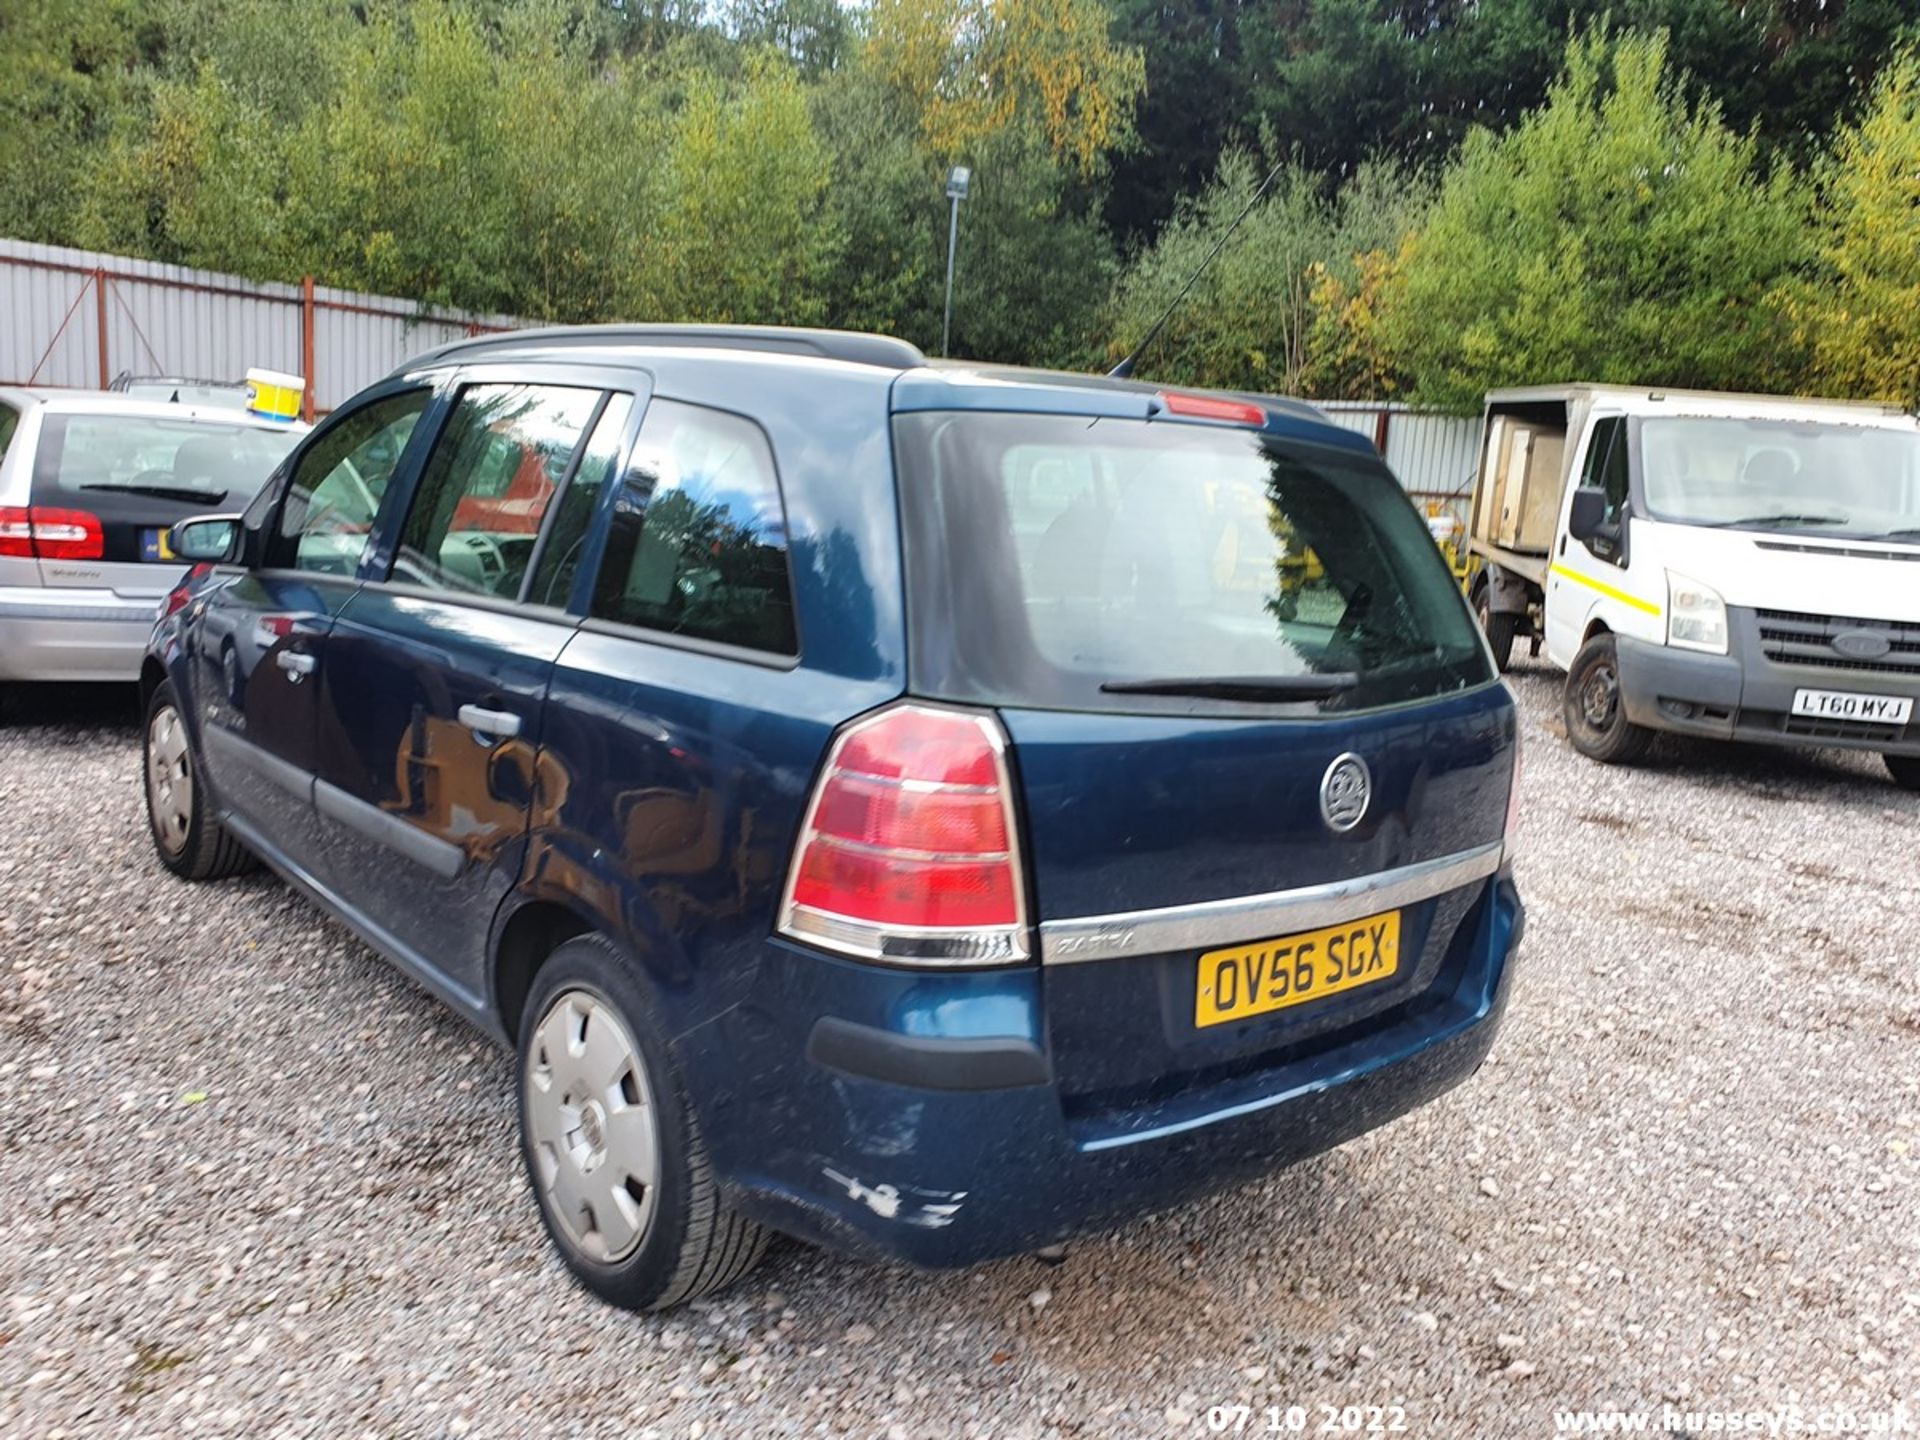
left=1755, top=609, right=1920, bottom=678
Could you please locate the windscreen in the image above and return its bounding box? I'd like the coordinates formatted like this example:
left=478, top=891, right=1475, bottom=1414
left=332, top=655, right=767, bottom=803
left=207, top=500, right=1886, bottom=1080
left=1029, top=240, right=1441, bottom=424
left=34, top=412, right=299, bottom=508
left=895, top=411, right=1493, bottom=714
left=1641, top=416, right=1920, bottom=539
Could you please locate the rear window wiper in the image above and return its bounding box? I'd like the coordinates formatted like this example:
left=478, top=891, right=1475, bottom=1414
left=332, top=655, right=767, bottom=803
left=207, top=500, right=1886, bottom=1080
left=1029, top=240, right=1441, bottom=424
left=1100, top=673, right=1359, bottom=702
left=77, top=482, right=229, bottom=503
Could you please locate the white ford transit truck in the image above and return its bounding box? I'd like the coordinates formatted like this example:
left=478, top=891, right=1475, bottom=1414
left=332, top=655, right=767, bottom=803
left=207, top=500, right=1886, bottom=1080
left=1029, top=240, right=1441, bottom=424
left=1466, top=384, right=1920, bottom=789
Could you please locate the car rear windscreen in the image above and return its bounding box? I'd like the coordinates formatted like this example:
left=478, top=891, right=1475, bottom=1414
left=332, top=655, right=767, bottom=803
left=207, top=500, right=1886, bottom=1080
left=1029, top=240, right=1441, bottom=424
left=33, top=413, right=299, bottom=509
left=894, top=411, right=1493, bottom=714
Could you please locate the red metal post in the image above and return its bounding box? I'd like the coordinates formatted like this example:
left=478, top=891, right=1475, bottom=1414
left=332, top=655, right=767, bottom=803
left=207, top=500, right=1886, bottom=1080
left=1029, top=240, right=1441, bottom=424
left=94, top=268, right=110, bottom=389
left=1372, top=408, right=1390, bottom=454
left=301, top=276, right=317, bottom=422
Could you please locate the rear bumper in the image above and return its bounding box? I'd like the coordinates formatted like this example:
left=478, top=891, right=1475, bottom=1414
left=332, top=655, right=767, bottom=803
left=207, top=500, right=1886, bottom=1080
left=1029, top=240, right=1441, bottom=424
left=1616, top=623, right=1920, bottom=758
left=698, top=873, right=1523, bottom=1268
left=0, top=588, right=158, bottom=681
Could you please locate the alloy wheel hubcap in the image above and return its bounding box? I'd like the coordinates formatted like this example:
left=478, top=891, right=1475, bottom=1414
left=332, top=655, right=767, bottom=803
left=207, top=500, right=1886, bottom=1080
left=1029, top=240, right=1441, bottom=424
left=524, top=989, right=659, bottom=1264
left=146, top=706, right=194, bottom=855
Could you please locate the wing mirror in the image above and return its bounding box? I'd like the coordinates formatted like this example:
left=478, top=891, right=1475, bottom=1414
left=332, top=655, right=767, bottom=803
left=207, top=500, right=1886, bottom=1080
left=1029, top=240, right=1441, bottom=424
left=1567, top=487, right=1609, bottom=543
left=170, top=514, right=242, bottom=564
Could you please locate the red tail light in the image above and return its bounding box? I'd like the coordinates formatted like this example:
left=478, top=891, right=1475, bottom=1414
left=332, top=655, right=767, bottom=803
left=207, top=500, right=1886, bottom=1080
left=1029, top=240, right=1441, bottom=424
left=0, top=506, right=105, bottom=560
left=1156, top=391, right=1266, bottom=426
left=779, top=703, right=1029, bottom=966
left=0, top=507, right=31, bottom=558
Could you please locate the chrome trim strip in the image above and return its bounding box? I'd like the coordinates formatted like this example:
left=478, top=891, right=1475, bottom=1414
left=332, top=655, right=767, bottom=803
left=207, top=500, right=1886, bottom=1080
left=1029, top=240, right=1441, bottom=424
left=1038, top=841, right=1506, bottom=965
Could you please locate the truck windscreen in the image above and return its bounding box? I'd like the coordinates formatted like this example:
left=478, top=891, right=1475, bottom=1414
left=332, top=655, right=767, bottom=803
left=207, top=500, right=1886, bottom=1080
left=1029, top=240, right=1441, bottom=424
left=1641, top=417, right=1920, bottom=540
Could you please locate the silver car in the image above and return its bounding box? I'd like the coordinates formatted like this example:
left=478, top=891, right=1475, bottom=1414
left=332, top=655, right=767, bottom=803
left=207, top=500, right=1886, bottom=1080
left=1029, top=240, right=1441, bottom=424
left=0, top=388, right=303, bottom=684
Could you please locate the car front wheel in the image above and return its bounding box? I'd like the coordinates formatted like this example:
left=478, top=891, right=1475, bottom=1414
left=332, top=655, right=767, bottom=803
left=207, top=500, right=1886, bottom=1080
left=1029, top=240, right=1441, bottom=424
left=517, top=934, right=768, bottom=1310
left=1887, top=753, right=1920, bottom=791
left=144, top=680, right=256, bottom=880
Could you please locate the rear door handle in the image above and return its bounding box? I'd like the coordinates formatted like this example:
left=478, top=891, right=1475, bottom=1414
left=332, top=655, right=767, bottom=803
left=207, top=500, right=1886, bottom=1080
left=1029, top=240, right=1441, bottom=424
left=276, top=650, right=316, bottom=681
left=458, top=704, right=522, bottom=742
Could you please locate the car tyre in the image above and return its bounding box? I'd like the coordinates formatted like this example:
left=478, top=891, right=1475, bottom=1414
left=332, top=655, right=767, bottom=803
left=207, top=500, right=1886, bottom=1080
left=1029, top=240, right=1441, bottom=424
left=1886, top=753, right=1920, bottom=791
left=1473, top=579, right=1517, bottom=673
left=144, top=680, right=257, bottom=880
left=517, top=933, right=769, bottom=1311
left=1563, top=633, right=1653, bottom=764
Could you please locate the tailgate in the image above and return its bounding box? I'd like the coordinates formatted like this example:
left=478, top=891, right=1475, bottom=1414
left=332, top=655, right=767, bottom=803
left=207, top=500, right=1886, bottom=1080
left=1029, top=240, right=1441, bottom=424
left=1005, top=688, right=1513, bottom=1107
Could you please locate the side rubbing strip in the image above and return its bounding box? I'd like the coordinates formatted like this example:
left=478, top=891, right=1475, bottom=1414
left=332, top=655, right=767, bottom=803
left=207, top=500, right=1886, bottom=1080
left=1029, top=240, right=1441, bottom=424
left=201, top=725, right=312, bottom=801
left=313, top=780, right=466, bottom=881
left=1038, top=841, right=1506, bottom=965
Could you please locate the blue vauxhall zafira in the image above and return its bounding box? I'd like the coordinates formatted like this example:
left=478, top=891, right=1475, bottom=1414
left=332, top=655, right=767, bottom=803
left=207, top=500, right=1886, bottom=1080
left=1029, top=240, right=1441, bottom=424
left=141, top=326, right=1525, bottom=1310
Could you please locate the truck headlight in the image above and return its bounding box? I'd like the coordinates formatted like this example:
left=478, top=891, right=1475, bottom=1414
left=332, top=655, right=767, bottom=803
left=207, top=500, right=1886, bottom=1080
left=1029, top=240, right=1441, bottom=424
left=1666, top=572, right=1728, bottom=654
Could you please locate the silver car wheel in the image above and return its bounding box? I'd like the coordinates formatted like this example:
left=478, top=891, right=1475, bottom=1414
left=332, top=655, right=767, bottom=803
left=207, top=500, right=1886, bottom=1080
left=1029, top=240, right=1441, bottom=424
left=146, top=705, right=195, bottom=856
left=524, top=988, right=660, bottom=1265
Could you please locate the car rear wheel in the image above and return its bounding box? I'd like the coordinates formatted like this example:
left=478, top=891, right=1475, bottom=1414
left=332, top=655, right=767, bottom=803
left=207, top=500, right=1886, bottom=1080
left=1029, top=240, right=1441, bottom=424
left=517, top=934, right=769, bottom=1311
left=1473, top=579, right=1516, bottom=673
left=1886, top=754, right=1920, bottom=791
left=144, top=680, right=256, bottom=880
left=1563, top=634, right=1653, bottom=765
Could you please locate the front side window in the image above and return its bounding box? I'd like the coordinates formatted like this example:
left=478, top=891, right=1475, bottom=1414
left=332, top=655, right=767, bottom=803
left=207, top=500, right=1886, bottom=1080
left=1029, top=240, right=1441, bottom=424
left=392, top=383, right=602, bottom=599
left=895, top=411, right=1491, bottom=714
left=1579, top=417, right=1630, bottom=525
left=275, top=388, right=431, bottom=574
left=1641, top=416, right=1920, bottom=539
left=588, top=399, right=797, bottom=655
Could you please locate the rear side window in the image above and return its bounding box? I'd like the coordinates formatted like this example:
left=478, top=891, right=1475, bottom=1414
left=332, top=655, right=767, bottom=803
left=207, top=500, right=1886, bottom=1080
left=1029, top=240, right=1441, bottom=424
left=895, top=411, right=1492, bottom=714
left=0, top=404, right=19, bottom=466
left=588, top=398, right=797, bottom=656
left=392, top=383, right=602, bottom=599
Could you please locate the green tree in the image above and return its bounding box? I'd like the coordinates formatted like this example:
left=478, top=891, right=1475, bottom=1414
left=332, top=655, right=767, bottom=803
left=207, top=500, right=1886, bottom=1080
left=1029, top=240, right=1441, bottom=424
left=1384, top=29, right=1810, bottom=413
left=627, top=57, right=843, bottom=324
left=1788, top=49, right=1920, bottom=406
left=864, top=0, right=1144, bottom=173
left=0, top=0, right=162, bottom=245
left=1107, top=151, right=1427, bottom=392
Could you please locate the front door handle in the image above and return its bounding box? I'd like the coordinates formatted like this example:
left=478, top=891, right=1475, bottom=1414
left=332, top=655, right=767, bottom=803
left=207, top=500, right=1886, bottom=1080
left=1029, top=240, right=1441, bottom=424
left=277, top=650, right=316, bottom=682
left=458, top=704, right=522, bottom=742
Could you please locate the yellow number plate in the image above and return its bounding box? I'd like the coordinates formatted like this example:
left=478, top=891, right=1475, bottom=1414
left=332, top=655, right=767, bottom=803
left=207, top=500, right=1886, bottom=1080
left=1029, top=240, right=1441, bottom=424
left=1194, top=911, right=1401, bottom=1028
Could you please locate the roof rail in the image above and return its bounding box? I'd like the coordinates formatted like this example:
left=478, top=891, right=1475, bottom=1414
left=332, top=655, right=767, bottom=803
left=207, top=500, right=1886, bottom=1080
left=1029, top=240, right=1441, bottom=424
left=401, top=324, right=927, bottom=375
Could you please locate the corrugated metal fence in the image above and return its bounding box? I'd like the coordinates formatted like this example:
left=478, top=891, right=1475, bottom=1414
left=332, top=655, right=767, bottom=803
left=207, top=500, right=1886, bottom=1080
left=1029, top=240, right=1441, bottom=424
left=1314, top=401, right=1483, bottom=522
left=0, top=238, right=520, bottom=417
left=0, top=239, right=1487, bottom=510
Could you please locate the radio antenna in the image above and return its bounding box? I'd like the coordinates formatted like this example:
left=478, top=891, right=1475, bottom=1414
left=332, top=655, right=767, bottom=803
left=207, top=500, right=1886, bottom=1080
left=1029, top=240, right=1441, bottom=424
left=1108, top=156, right=1289, bottom=380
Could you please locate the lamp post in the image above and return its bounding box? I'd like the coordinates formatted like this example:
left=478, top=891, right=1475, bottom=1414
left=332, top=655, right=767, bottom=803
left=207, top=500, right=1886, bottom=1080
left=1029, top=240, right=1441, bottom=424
left=942, top=165, right=971, bottom=359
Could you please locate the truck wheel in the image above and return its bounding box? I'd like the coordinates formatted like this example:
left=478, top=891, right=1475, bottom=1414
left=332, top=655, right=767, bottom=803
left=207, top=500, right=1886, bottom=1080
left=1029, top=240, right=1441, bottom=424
left=518, top=934, right=769, bottom=1311
left=1563, top=634, right=1652, bottom=764
left=1886, top=754, right=1920, bottom=791
left=1473, top=580, right=1517, bottom=672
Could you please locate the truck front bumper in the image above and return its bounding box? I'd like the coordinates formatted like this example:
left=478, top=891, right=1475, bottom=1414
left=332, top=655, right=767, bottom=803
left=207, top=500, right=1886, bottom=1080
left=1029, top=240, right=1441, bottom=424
left=1616, top=608, right=1920, bottom=758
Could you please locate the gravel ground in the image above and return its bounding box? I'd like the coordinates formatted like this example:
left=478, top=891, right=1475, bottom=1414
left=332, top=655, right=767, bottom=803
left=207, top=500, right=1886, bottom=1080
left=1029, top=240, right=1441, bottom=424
left=2, top=666, right=1916, bottom=1440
